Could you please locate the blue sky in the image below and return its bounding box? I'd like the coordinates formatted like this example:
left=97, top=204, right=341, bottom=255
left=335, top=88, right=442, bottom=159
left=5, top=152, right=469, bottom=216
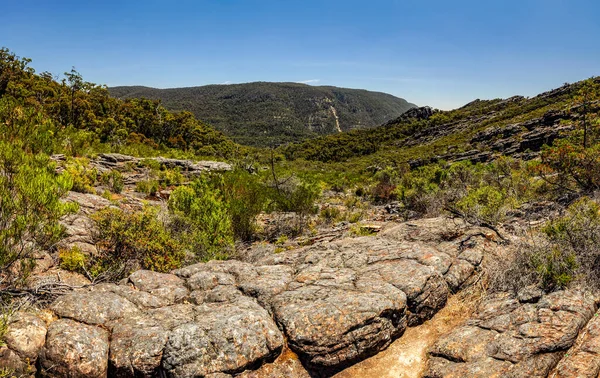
left=3, top=0, right=599, bottom=109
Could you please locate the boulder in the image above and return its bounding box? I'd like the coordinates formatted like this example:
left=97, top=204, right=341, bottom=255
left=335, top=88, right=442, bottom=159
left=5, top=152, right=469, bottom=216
left=33, top=217, right=487, bottom=377
left=424, top=290, right=596, bottom=377
left=551, top=310, right=600, bottom=377
left=51, top=290, right=140, bottom=325
left=109, top=315, right=168, bottom=377
left=40, top=319, right=109, bottom=378
left=162, top=297, right=284, bottom=377
left=3, top=312, right=47, bottom=360
left=127, top=270, right=189, bottom=304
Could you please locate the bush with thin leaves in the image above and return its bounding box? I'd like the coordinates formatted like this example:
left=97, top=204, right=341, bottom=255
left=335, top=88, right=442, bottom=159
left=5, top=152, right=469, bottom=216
left=168, top=177, right=234, bottom=260
left=0, top=142, right=77, bottom=278
left=92, top=206, right=184, bottom=279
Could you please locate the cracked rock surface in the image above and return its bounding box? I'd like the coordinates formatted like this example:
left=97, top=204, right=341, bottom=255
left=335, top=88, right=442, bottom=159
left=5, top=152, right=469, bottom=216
left=11, top=217, right=489, bottom=377
left=424, top=289, right=597, bottom=378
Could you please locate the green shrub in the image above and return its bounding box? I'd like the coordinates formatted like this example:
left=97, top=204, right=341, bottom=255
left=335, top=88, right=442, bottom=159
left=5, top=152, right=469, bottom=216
left=269, top=178, right=320, bottom=215
left=349, top=224, right=378, bottom=237
left=539, top=141, right=600, bottom=192
left=92, top=206, right=184, bottom=279
left=159, top=168, right=184, bottom=186
left=64, top=157, right=97, bottom=193
left=456, top=185, right=509, bottom=225
left=320, top=206, right=342, bottom=223
left=168, top=178, right=234, bottom=260
left=495, top=197, right=600, bottom=292
left=370, top=168, right=398, bottom=204
left=100, top=169, right=124, bottom=193
left=529, top=247, right=577, bottom=290
left=348, top=211, right=363, bottom=223
left=218, top=169, right=267, bottom=241
left=0, top=142, right=77, bottom=275
left=136, top=179, right=160, bottom=196
left=138, top=158, right=162, bottom=171
left=59, top=246, right=87, bottom=272
left=275, top=235, right=288, bottom=245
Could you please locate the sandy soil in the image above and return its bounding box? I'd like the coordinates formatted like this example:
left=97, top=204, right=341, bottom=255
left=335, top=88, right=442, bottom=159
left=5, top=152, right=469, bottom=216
left=334, top=292, right=479, bottom=378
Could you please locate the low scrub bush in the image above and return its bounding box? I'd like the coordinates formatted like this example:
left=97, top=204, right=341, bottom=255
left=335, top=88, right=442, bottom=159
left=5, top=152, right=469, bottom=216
left=64, top=157, right=97, bottom=193
left=168, top=177, right=234, bottom=260
left=320, top=206, right=342, bottom=223
left=380, top=158, right=539, bottom=224
left=268, top=177, right=320, bottom=215
left=455, top=185, right=510, bottom=225
left=136, top=179, right=160, bottom=196
left=159, top=168, right=184, bottom=186
left=59, top=246, right=87, bottom=272
left=92, top=206, right=184, bottom=279
left=100, top=169, right=124, bottom=193
left=369, top=168, right=398, bottom=204
left=539, top=141, right=600, bottom=193
left=218, top=169, right=268, bottom=241
left=490, top=197, right=600, bottom=292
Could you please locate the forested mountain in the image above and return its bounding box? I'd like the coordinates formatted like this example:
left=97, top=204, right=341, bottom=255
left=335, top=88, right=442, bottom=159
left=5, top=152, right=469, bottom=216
left=109, top=82, right=416, bottom=146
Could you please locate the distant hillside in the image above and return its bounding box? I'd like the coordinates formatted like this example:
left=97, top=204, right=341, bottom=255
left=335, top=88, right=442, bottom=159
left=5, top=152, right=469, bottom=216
left=281, top=79, right=600, bottom=168
left=109, top=82, right=416, bottom=146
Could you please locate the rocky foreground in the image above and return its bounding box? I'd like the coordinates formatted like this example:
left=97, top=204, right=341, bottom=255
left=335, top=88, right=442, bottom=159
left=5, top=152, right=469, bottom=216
left=3, top=154, right=600, bottom=377
left=2, top=213, right=487, bottom=377
left=3, top=212, right=600, bottom=377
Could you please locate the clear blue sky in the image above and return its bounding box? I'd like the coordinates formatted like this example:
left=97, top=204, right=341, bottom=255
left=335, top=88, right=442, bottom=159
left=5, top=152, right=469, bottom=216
left=3, top=0, right=599, bottom=109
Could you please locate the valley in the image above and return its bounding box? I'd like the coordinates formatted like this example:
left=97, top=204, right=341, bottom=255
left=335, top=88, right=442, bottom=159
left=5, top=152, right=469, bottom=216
left=1, top=47, right=600, bottom=378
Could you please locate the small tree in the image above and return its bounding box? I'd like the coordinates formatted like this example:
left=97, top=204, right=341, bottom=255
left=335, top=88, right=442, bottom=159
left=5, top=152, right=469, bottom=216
left=0, top=142, right=77, bottom=278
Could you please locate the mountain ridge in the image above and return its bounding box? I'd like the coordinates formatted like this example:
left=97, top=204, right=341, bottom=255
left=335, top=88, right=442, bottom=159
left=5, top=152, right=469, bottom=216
left=109, top=82, right=416, bottom=147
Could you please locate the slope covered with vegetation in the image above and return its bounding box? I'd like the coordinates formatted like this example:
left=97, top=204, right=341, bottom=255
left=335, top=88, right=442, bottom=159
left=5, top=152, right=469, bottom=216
left=0, top=48, right=321, bottom=288
left=2, top=44, right=600, bottom=303
left=109, top=82, right=416, bottom=146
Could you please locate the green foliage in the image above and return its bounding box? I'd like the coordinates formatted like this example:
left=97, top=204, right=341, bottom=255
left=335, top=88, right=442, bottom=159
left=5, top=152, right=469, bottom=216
left=0, top=142, right=77, bottom=273
left=349, top=224, right=378, bottom=237
left=269, top=178, right=320, bottom=215
left=59, top=246, right=87, bottom=272
left=572, top=78, right=600, bottom=148
left=100, top=169, right=124, bottom=193
left=529, top=247, right=578, bottom=290
left=217, top=169, right=268, bottom=241
left=158, top=168, right=184, bottom=186
left=168, top=178, right=234, bottom=260
left=539, top=141, right=600, bottom=192
left=320, top=206, right=342, bottom=223
left=0, top=48, right=238, bottom=160
left=515, top=197, right=600, bottom=290
left=370, top=167, right=400, bottom=204
left=456, top=185, right=508, bottom=225
left=92, top=206, right=184, bottom=278
left=135, top=179, right=160, bottom=196
left=64, top=157, right=97, bottom=193
left=110, top=82, right=415, bottom=147
left=384, top=158, right=537, bottom=223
